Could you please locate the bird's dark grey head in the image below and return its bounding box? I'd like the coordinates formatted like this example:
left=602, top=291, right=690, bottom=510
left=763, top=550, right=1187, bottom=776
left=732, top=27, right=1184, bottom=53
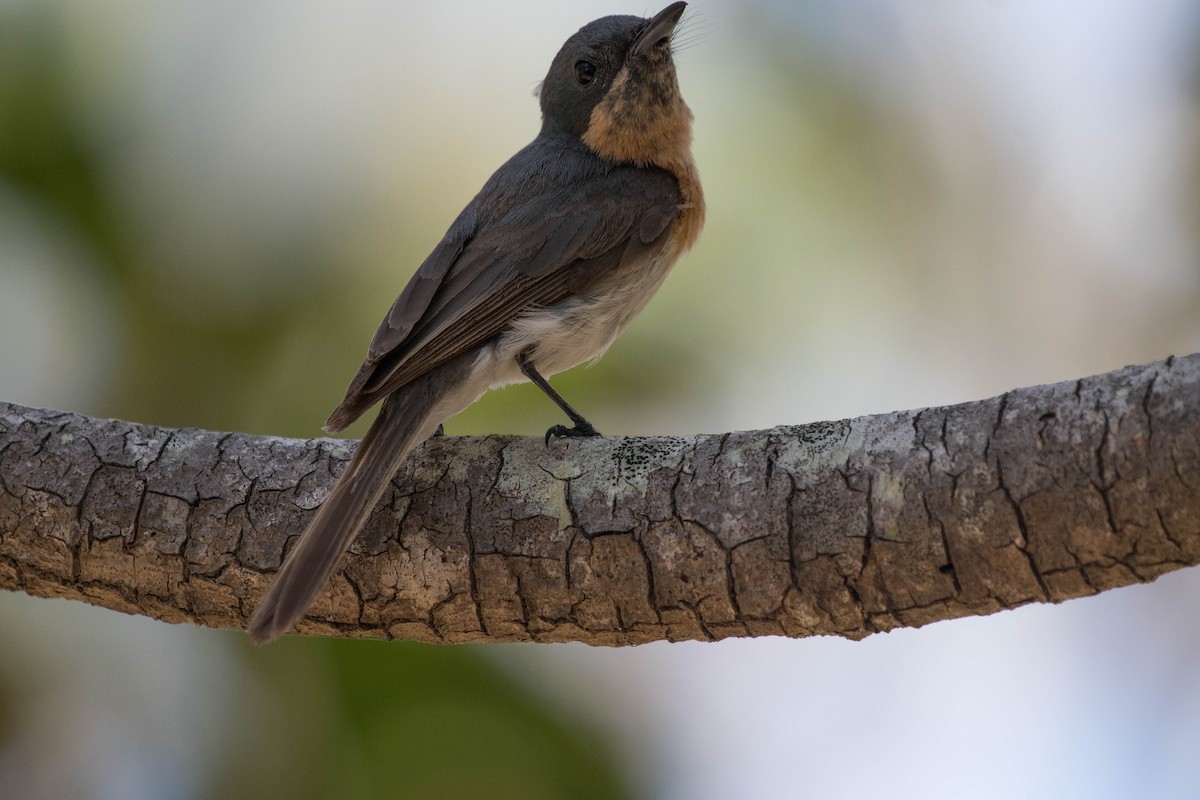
left=539, top=3, right=687, bottom=139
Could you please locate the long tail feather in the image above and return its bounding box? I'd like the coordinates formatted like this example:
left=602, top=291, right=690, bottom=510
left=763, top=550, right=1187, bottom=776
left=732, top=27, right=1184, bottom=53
left=248, top=359, right=466, bottom=644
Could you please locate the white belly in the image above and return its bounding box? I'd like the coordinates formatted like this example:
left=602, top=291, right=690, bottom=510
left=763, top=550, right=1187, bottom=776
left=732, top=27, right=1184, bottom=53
left=494, top=246, right=679, bottom=382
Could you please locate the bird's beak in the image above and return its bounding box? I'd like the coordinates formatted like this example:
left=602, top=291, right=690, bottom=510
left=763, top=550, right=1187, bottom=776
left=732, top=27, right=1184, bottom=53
left=631, top=2, right=687, bottom=57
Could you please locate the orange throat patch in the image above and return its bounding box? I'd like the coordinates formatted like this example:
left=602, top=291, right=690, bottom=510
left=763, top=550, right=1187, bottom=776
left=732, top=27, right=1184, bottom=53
left=582, top=63, right=705, bottom=253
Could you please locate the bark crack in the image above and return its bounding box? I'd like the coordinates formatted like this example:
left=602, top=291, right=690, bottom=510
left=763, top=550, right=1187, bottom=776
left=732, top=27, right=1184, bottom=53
left=0, top=354, right=1196, bottom=644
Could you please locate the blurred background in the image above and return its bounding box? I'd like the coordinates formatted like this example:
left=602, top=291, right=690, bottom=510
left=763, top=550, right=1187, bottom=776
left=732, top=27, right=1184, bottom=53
left=2, top=0, right=1200, bottom=797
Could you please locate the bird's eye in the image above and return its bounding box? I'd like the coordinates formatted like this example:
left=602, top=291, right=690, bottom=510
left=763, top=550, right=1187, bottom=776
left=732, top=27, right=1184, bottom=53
left=575, top=60, right=596, bottom=85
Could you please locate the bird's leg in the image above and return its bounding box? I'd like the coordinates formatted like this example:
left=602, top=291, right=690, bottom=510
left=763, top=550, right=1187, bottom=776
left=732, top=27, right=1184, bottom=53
left=516, top=352, right=601, bottom=445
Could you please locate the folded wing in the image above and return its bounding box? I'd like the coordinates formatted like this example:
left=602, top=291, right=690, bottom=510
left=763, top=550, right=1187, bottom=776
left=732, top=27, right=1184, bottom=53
left=325, top=159, right=682, bottom=432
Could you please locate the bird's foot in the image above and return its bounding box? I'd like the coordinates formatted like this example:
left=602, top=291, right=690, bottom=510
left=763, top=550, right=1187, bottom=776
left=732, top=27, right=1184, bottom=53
left=544, top=421, right=600, bottom=446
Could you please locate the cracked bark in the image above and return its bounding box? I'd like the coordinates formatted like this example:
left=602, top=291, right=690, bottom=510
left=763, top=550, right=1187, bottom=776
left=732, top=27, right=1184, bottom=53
left=1, top=354, right=1197, bottom=645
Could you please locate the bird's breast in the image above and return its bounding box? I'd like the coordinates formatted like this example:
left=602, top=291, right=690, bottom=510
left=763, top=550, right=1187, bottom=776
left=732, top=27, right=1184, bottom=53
left=669, top=157, right=704, bottom=256
left=476, top=155, right=704, bottom=391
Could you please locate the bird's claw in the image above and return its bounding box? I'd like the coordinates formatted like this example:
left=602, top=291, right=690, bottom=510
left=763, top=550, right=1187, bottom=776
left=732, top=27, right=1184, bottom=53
left=544, top=422, right=600, bottom=447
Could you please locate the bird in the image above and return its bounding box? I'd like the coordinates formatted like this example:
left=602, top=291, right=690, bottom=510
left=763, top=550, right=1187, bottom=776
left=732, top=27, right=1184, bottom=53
left=248, top=2, right=704, bottom=644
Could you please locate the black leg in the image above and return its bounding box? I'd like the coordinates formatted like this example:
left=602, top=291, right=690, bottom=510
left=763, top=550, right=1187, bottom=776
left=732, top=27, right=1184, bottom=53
left=517, top=353, right=601, bottom=445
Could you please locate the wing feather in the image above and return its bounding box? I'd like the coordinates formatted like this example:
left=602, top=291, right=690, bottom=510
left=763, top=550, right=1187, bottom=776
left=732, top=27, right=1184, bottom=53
left=325, top=149, right=681, bottom=432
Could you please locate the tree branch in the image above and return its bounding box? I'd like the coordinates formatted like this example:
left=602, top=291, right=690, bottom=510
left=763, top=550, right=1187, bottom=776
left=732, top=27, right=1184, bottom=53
left=1, top=355, right=1197, bottom=644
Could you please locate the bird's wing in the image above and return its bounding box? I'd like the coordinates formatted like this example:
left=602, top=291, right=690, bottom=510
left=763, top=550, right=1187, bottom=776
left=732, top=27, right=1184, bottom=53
left=324, top=162, right=682, bottom=431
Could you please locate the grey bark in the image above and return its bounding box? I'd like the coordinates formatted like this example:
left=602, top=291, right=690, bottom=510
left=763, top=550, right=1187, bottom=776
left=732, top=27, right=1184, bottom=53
left=1, top=354, right=1197, bottom=644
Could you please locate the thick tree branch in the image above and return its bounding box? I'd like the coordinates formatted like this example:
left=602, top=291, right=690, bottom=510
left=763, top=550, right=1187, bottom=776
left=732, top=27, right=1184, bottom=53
left=1, top=355, right=1197, bottom=644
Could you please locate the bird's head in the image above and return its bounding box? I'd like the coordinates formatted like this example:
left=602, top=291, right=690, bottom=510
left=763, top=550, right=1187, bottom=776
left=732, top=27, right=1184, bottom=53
left=539, top=3, right=693, bottom=169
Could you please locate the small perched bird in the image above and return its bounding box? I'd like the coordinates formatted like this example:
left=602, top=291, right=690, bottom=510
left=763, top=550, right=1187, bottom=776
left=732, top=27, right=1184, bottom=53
left=248, top=2, right=704, bottom=643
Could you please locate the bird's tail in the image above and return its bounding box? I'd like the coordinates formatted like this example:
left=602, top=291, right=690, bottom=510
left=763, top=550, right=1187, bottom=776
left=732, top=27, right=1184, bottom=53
left=247, top=355, right=472, bottom=644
